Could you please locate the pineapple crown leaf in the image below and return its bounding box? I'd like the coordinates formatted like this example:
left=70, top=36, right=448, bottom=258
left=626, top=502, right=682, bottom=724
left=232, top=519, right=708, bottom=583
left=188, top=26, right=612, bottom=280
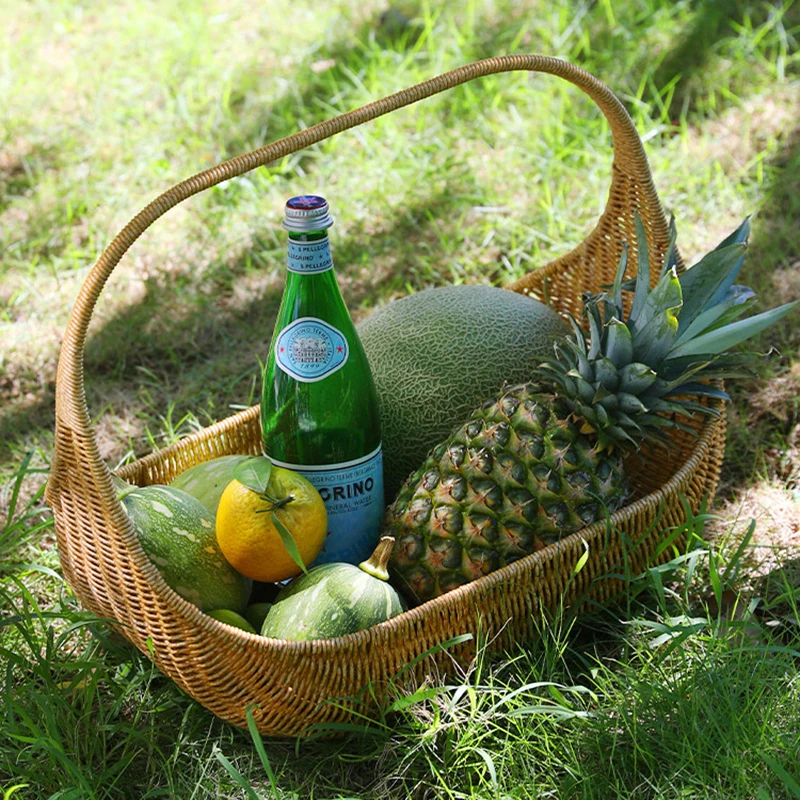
left=674, top=284, right=756, bottom=346
left=628, top=213, right=652, bottom=323
left=674, top=382, right=731, bottom=402
left=536, top=211, right=798, bottom=452
left=610, top=242, right=629, bottom=310
left=676, top=241, right=748, bottom=335
left=629, top=267, right=682, bottom=365
left=605, top=317, right=633, bottom=367
left=660, top=214, right=680, bottom=279
left=668, top=299, right=799, bottom=360
left=704, top=215, right=751, bottom=305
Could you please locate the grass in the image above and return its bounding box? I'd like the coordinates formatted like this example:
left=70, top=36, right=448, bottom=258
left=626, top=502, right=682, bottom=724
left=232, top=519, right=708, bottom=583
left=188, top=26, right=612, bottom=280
left=2, top=0, right=800, bottom=796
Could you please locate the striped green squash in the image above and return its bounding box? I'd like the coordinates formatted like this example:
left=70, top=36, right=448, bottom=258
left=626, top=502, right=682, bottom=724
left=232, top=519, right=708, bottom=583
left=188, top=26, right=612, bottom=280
left=116, top=479, right=251, bottom=613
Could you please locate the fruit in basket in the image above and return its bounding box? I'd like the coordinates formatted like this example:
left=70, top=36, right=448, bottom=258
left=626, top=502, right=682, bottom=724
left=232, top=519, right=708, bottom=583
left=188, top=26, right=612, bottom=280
left=215, top=457, right=327, bottom=583
left=260, top=536, right=404, bottom=641
left=169, top=454, right=251, bottom=513
left=243, top=602, right=273, bottom=632
left=207, top=608, right=258, bottom=633
left=384, top=216, right=799, bottom=605
left=114, top=478, right=251, bottom=613
left=357, top=285, right=570, bottom=499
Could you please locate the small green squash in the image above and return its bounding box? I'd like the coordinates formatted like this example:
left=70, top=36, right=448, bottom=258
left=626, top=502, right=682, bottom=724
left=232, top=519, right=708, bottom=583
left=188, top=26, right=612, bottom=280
left=115, top=477, right=251, bottom=613
left=260, top=537, right=404, bottom=641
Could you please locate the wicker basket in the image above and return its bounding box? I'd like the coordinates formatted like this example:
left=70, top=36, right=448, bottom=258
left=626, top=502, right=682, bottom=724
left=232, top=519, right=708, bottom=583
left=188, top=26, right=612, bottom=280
left=45, top=55, right=726, bottom=737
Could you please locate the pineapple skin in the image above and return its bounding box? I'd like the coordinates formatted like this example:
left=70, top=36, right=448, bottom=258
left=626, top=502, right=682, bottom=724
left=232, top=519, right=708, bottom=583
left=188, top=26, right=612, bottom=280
left=384, top=383, right=628, bottom=605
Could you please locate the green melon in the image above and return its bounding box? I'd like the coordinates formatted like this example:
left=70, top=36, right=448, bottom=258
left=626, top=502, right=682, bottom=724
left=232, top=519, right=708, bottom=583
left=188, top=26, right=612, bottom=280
left=116, top=480, right=251, bottom=613
left=244, top=602, right=273, bottom=632
left=207, top=608, right=258, bottom=634
left=260, top=537, right=404, bottom=641
left=356, top=285, right=570, bottom=498
left=169, top=454, right=250, bottom=514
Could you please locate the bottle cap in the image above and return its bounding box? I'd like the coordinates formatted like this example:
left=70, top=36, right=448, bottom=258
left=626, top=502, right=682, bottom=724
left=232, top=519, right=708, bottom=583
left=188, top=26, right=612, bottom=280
left=282, top=195, right=335, bottom=232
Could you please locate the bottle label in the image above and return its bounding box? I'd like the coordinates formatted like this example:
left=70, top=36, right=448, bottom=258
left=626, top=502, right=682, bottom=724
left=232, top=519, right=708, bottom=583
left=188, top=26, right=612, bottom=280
left=269, top=446, right=384, bottom=565
left=287, top=239, right=333, bottom=274
left=274, top=317, right=349, bottom=382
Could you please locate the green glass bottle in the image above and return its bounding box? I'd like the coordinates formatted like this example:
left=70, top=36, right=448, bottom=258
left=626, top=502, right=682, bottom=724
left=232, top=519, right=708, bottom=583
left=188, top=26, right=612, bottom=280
left=260, top=195, right=384, bottom=565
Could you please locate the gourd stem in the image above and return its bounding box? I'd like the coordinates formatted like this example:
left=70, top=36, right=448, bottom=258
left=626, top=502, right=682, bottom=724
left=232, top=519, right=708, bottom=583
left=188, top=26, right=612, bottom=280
left=358, top=536, right=395, bottom=581
left=111, top=474, right=138, bottom=501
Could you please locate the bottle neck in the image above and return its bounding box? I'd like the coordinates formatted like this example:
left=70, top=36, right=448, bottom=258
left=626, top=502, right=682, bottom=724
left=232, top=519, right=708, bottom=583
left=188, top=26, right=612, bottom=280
left=289, top=230, right=328, bottom=242
left=286, top=230, right=333, bottom=276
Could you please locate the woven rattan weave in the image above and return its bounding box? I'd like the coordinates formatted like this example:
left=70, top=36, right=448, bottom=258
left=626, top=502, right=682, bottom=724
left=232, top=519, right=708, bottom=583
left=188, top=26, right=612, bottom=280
left=45, top=56, right=726, bottom=737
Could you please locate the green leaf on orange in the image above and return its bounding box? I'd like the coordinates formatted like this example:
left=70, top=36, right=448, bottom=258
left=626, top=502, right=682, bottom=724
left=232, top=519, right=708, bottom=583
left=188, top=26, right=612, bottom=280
left=271, top=511, right=308, bottom=575
left=233, top=456, right=273, bottom=495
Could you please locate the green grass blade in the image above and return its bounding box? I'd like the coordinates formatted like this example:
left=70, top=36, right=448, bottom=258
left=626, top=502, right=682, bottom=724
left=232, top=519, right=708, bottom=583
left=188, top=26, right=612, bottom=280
left=392, top=633, right=474, bottom=679
left=573, top=541, right=590, bottom=576
left=245, top=706, right=281, bottom=800
left=762, top=754, right=800, bottom=799
left=388, top=686, right=442, bottom=713
left=474, top=747, right=499, bottom=792
left=300, top=720, right=389, bottom=741
left=214, top=748, right=263, bottom=800
left=3, top=451, right=35, bottom=535
left=721, top=518, right=757, bottom=584
left=0, top=564, right=64, bottom=582
left=508, top=704, right=592, bottom=720
left=3, top=785, right=30, bottom=800
left=708, top=543, right=723, bottom=613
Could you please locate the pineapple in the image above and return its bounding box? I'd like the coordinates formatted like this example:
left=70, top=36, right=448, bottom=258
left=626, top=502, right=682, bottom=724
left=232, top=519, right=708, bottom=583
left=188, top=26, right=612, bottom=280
left=385, top=216, right=798, bottom=605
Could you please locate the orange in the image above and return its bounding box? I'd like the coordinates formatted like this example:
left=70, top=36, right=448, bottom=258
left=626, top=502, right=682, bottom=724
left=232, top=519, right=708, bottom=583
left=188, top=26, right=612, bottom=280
left=215, top=466, right=327, bottom=583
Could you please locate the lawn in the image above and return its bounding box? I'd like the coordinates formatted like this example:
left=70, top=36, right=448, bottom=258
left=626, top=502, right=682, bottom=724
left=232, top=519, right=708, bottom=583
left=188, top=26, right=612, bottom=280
left=2, top=0, right=800, bottom=797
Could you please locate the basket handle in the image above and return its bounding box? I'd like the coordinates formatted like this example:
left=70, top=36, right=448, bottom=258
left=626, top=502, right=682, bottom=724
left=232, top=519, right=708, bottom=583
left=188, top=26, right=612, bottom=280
left=46, top=54, right=674, bottom=508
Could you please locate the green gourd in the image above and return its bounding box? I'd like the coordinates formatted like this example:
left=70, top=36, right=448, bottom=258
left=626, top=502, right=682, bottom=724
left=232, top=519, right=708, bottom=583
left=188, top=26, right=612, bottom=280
left=114, top=477, right=251, bottom=613
left=260, top=537, right=404, bottom=641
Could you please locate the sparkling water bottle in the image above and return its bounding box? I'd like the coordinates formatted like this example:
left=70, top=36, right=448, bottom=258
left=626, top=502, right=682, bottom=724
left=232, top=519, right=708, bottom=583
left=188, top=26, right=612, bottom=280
left=260, top=195, right=384, bottom=565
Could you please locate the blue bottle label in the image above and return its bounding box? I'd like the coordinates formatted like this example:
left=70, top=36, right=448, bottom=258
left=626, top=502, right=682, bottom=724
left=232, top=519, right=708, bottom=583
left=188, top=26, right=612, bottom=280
left=287, top=239, right=333, bottom=274
left=274, top=317, right=349, bottom=383
left=270, top=446, right=384, bottom=565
